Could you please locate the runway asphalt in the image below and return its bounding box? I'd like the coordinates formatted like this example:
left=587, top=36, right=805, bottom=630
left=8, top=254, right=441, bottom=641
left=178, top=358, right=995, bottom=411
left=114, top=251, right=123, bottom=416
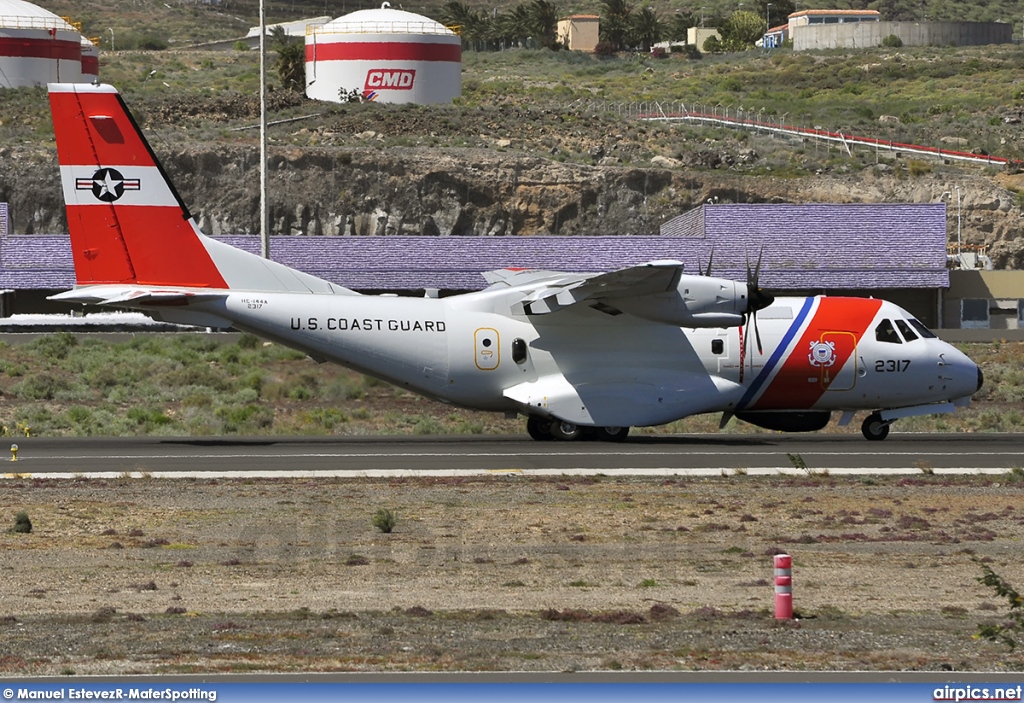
left=2, top=432, right=1022, bottom=477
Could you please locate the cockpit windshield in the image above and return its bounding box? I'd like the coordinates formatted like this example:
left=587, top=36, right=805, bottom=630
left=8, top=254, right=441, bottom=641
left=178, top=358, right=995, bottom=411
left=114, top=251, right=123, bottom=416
left=895, top=319, right=918, bottom=342
left=908, top=318, right=937, bottom=339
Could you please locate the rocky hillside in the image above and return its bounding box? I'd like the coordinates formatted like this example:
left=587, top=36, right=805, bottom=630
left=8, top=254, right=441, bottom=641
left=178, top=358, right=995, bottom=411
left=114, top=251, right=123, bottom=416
left=3, top=46, right=1024, bottom=269
left=5, top=139, right=1024, bottom=269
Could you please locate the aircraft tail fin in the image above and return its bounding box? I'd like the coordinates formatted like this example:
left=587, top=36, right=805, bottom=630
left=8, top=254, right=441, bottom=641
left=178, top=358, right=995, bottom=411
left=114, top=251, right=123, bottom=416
left=48, top=82, right=351, bottom=296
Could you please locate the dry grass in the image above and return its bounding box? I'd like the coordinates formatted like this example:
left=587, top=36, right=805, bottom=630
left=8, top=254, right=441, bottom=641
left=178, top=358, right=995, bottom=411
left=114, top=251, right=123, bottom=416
left=2, top=473, right=1024, bottom=673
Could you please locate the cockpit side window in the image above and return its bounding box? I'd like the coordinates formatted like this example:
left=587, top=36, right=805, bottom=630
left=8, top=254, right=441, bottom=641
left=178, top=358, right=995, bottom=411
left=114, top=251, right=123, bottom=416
left=895, top=319, right=918, bottom=341
left=875, top=319, right=902, bottom=344
left=908, top=318, right=937, bottom=339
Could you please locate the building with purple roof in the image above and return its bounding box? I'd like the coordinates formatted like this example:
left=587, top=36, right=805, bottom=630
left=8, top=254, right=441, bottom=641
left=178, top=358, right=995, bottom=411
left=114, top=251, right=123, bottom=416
left=0, top=203, right=949, bottom=325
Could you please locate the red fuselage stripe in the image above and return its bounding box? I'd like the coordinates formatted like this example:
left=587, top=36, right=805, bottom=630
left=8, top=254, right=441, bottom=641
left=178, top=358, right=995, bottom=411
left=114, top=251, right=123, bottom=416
left=752, top=297, right=882, bottom=409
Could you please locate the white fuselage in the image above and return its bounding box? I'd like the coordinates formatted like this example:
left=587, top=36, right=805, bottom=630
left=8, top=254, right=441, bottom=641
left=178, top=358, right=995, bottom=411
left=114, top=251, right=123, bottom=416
left=158, top=287, right=979, bottom=429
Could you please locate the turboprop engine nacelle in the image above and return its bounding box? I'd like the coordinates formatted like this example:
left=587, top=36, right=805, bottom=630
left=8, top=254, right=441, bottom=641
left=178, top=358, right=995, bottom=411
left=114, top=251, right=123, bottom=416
left=607, top=274, right=752, bottom=328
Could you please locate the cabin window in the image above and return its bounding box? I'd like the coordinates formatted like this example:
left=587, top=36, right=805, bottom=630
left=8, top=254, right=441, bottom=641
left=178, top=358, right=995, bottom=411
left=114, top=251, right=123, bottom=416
left=895, top=319, right=918, bottom=341
left=875, top=319, right=902, bottom=344
left=711, top=339, right=724, bottom=355
left=511, top=338, right=528, bottom=364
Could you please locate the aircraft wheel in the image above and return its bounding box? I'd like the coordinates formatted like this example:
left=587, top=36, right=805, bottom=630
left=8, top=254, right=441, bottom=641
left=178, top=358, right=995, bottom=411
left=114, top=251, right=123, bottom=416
left=526, top=416, right=553, bottom=441
left=596, top=426, right=630, bottom=442
left=861, top=412, right=890, bottom=441
left=550, top=421, right=582, bottom=441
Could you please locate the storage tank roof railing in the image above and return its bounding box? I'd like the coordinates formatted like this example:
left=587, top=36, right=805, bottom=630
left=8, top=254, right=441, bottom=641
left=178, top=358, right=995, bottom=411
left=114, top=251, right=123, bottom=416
left=312, top=2, right=455, bottom=36
left=310, top=21, right=455, bottom=35
left=0, top=14, right=75, bottom=30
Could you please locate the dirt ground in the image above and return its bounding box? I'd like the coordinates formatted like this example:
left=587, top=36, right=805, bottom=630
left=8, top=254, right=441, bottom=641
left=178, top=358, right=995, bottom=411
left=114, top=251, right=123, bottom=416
left=2, top=473, right=1024, bottom=675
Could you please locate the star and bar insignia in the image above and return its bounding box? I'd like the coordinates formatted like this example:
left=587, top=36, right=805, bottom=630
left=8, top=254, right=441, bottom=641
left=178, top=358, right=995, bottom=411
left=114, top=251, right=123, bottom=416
left=75, top=168, right=140, bottom=203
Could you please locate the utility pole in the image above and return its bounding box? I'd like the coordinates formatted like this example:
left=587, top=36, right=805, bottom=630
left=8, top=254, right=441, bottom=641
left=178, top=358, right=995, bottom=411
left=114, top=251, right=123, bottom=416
left=260, top=0, right=269, bottom=259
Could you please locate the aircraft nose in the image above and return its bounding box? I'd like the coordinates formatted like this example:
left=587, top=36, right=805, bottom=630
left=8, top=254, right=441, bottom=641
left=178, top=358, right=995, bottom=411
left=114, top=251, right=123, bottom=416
left=977, top=365, right=984, bottom=393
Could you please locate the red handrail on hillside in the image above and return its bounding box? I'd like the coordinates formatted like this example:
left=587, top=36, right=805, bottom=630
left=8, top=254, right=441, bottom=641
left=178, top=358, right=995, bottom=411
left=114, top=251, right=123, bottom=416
left=639, top=109, right=1020, bottom=168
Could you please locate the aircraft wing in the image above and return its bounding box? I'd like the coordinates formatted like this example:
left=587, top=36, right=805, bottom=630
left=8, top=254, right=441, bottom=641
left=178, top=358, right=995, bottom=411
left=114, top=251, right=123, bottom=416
left=484, top=260, right=683, bottom=315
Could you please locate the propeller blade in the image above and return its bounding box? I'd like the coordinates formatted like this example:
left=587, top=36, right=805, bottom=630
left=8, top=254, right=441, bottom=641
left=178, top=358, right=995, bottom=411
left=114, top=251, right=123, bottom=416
left=742, top=312, right=750, bottom=367
left=718, top=411, right=734, bottom=430
left=745, top=244, right=775, bottom=314
left=753, top=310, right=764, bottom=355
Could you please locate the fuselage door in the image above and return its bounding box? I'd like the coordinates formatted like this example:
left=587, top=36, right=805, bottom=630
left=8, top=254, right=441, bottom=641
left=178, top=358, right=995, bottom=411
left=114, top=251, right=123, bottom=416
left=475, top=327, right=500, bottom=370
left=812, top=331, right=858, bottom=391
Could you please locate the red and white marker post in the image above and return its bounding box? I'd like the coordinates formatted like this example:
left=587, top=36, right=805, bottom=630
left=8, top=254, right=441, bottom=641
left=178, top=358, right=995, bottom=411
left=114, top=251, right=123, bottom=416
left=774, top=553, right=793, bottom=619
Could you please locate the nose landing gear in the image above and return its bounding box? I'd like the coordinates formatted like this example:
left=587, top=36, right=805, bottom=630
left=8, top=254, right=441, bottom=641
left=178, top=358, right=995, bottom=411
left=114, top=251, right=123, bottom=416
left=861, top=412, right=891, bottom=441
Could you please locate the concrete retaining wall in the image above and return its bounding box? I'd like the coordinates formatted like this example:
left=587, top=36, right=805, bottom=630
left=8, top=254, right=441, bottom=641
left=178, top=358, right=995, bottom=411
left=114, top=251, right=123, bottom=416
left=793, top=21, right=1011, bottom=51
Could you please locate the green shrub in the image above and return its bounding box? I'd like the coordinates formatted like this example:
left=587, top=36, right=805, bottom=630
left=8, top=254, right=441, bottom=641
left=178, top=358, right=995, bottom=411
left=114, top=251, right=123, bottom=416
left=137, top=35, right=168, bottom=51
left=372, top=508, right=397, bottom=534
left=413, top=417, right=443, bottom=435
left=975, top=561, right=1024, bottom=650
left=907, top=159, right=932, bottom=177
left=882, top=34, right=903, bottom=48
left=31, top=333, right=78, bottom=361
left=12, top=511, right=32, bottom=534
left=126, top=407, right=172, bottom=428
left=238, top=334, right=261, bottom=349
left=13, top=372, right=71, bottom=400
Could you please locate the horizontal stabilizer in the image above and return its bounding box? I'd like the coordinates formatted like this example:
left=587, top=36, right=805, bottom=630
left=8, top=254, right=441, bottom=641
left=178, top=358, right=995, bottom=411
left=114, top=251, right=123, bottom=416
left=50, top=286, right=228, bottom=307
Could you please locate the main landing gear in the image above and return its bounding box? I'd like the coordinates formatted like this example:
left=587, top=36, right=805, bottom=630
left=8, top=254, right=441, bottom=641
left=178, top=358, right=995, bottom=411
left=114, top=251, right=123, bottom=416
left=526, top=416, right=630, bottom=442
left=861, top=412, right=891, bottom=441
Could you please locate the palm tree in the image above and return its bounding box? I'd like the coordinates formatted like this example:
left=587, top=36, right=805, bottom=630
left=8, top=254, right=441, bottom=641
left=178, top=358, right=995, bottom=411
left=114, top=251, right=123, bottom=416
left=630, top=6, right=663, bottom=50
left=667, top=10, right=694, bottom=41
left=269, top=26, right=304, bottom=92
left=495, top=4, right=533, bottom=48
left=529, top=0, right=561, bottom=49
left=441, top=1, right=489, bottom=50
left=599, top=0, right=633, bottom=50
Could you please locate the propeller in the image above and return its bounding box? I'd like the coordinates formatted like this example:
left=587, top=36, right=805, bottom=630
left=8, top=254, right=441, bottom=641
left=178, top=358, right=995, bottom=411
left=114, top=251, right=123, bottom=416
left=742, top=247, right=775, bottom=362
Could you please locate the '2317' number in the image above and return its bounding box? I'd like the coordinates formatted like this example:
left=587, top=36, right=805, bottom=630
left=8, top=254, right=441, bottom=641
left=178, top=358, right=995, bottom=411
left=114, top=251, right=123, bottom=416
left=875, top=359, right=910, bottom=372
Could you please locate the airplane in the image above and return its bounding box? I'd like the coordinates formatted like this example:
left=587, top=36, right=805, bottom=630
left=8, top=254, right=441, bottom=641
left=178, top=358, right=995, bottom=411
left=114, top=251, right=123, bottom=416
left=46, top=82, right=983, bottom=442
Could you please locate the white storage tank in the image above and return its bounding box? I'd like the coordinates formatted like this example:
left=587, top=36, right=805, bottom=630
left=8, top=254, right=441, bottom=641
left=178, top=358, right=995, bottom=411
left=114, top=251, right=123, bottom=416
left=0, top=0, right=86, bottom=88
left=80, top=36, right=99, bottom=81
left=305, top=2, right=460, bottom=105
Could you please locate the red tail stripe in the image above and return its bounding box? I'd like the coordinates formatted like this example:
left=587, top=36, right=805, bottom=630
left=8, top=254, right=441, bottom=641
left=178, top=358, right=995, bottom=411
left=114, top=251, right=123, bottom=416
left=50, top=91, right=157, bottom=169
left=65, top=205, right=227, bottom=287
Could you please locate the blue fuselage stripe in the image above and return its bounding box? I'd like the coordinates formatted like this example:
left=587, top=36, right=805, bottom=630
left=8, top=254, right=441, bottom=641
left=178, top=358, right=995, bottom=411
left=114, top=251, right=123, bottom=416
left=736, top=296, right=815, bottom=410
